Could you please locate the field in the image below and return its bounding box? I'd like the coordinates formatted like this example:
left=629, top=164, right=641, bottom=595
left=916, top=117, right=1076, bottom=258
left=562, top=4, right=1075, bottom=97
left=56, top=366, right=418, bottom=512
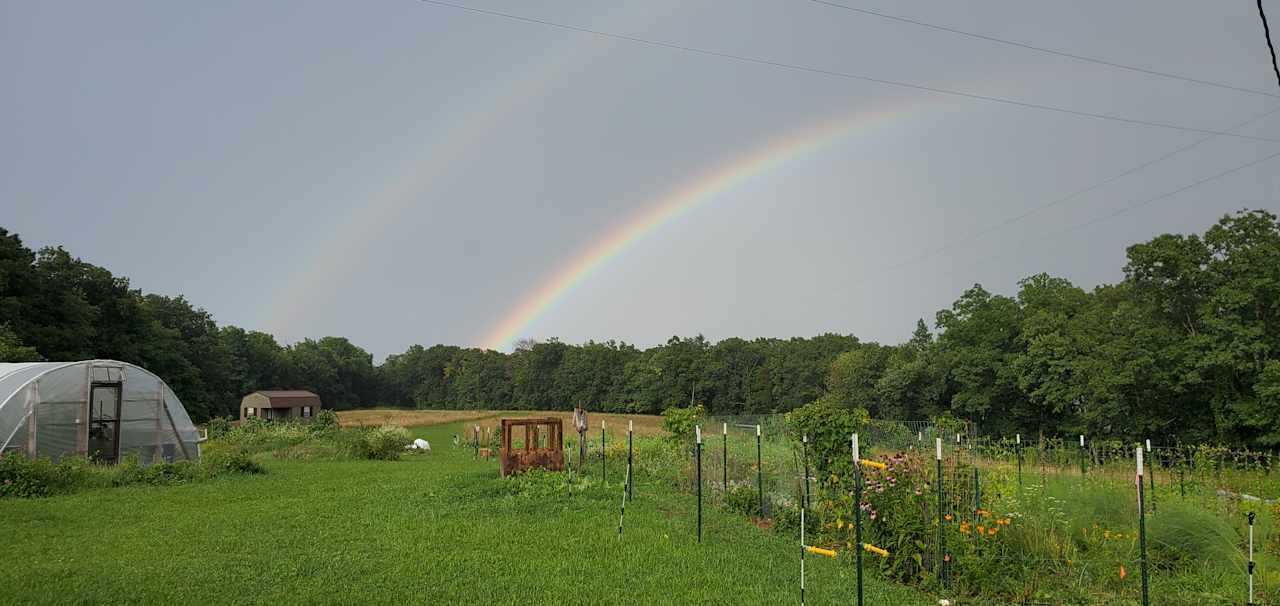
left=0, top=414, right=930, bottom=605
left=338, top=408, right=669, bottom=437
left=4, top=410, right=1275, bottom=605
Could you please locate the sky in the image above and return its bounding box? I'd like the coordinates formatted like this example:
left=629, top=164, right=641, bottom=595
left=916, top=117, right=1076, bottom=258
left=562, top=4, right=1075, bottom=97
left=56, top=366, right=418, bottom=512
left=3, top=0, right=1279, bottom=360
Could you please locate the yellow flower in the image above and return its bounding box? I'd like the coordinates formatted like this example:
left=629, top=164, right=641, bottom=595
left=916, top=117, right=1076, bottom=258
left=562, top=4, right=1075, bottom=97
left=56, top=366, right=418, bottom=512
left=944, top=514, right=953, bottom=522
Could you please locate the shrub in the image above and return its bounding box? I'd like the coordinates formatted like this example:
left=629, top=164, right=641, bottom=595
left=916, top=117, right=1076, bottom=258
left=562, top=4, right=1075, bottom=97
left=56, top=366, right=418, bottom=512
left=205, top=449, right=266, bottom=475
left=0, top=453, right=87, bottom=497
left=113, top=455, right=201, bottom=486
left=311, top=409, right=339, bottom=433
left=1, top=448, right=263, bottom=499
left=724, top=482, right=760, bottom=517
left=662, top=405, right=706, bottom=442
left=784, top=398, right=868, bottom=476
left=352, top=425, right=411, bottom=461
left=205, top=416, right=234, bottom=439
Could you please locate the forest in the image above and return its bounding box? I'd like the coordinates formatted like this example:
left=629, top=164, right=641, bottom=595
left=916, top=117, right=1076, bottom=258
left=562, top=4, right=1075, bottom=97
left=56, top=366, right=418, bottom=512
left=2, top=209, right=1278, bottom=447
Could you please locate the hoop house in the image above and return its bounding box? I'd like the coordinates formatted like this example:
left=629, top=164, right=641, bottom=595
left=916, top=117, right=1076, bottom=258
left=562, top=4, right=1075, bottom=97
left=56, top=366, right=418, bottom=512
left=0, top=360, right=202, bottom=464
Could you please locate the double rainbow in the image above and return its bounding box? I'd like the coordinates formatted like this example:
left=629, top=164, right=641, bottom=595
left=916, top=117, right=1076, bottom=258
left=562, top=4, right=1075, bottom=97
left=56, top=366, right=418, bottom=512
left=478, top=98, right=931, bottom=351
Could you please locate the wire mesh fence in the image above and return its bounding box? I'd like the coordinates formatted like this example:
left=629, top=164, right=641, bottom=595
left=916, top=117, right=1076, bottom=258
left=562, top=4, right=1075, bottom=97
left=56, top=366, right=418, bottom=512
left=479, top=413, right=1276, bottom=605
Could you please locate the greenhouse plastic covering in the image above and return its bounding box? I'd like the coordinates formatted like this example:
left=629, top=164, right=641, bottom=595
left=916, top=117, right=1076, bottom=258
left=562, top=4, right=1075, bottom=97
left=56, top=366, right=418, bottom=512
left=0, top=360, right=201, bottom=463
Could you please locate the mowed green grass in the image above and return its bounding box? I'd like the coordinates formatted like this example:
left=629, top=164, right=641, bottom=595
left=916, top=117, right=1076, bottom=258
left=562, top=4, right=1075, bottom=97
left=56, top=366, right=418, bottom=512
left=0, top=423, right=932, bottom=605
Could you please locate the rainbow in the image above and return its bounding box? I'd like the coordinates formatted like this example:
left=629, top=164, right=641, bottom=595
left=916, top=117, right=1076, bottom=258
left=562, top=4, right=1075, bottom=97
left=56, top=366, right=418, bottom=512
left=478, top=98, right=933, bottom=351
left=261, top=4, right=648, bottom=339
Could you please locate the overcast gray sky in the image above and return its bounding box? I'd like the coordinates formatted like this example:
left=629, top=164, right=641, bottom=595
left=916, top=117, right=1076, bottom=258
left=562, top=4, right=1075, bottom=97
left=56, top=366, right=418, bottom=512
left=4, top=0, right=1279, bottom=359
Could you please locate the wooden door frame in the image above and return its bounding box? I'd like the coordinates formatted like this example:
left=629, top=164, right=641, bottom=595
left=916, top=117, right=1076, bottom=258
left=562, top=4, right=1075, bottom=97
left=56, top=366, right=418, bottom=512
left=88, top=382, right=123, bottom=463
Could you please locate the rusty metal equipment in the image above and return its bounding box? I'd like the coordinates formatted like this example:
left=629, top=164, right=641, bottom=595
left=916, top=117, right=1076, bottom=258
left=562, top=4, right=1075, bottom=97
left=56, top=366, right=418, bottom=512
left=499, top=417, right=565, bottom=477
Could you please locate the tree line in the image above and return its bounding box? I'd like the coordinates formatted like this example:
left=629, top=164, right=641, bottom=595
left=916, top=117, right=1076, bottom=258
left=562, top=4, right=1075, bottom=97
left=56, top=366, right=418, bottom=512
left=2, top=209, right=1278, bottom=447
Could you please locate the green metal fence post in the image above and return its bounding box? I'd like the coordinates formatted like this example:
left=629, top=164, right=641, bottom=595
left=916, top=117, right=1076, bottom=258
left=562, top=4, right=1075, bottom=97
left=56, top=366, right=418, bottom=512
left=627, top=420, right=633, bottom=501
left=1016, top=434, right=1022, bottom=489
left=1146, top=439, right=1156, bottom=513
left=974, top=467, right=981, bottom=524
left=936, top=437, right=947, bottom=587
left=756, top=424, right=764, bottom=519
left=1137, top=446, right=1150, bottom=606
left=853, top=433, right=864, bottom=606
left=1079, top=434, right=1087, bottom=479
left=601, top=420, right=606, bottom=483
left=696, top=425, right=703, bottom=544
left=722, top=422, right=728, bottom=495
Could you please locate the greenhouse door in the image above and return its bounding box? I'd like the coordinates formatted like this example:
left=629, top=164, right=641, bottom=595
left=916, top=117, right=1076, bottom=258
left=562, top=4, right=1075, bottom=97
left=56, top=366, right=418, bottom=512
left=88, top=384, right=121, bottom=463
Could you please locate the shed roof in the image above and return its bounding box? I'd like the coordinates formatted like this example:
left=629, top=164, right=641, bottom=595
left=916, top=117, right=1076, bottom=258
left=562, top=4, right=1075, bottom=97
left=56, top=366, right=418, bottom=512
left=252, top=390, right=319, bottom=398
left=243, top=390, right=321, bottom=407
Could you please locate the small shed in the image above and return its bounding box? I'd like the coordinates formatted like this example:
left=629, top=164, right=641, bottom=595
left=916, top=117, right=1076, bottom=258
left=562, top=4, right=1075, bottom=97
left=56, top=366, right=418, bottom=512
left=0, top=360, right=202, bottom=464
left=240, top=390, right=321, bottom=423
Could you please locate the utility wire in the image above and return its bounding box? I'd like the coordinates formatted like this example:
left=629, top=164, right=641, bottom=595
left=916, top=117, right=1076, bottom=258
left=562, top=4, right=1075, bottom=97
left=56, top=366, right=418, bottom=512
left=887, top=103, right=1280, bottom=271
left=1261, top=0, right=1280, bottom=89
left=418, top=0, right=1280, bottom=143
left=951, top=147, right=1280, bottom=275
left=808, top=0, right=1280, bottom=99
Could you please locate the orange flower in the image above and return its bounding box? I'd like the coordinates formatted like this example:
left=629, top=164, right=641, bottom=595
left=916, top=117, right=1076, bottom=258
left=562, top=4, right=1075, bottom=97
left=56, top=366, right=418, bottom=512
left=987, top=527, right=997, bottom=536
left=944, top=554, right=952, bottom=562
left=1119, top=565, right=1127, bottom=580
left=977, top=525, right=986, bottom=534
left=944, top=514, right=953, bottom=522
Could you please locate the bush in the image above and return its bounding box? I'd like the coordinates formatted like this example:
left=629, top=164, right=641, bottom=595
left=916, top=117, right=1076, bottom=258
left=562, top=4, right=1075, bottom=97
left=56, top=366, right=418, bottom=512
left=1, top=448, right=263, bottom=499
left=205, top=416, right=234, bottom=439
left=724, top=482, right=761, bottom=517
left=113, top=455, right=202, bottom=486
left=0, top=453, right=88, bottom=497
left=311, top=409, right=339, bottom=433
left=352, top=425, right=411, bottom=461
left=784, top=398, right=868, bottom=476
left=204, top=449, right=265, bottom=475
left=662, top=404, right=706, bottom=442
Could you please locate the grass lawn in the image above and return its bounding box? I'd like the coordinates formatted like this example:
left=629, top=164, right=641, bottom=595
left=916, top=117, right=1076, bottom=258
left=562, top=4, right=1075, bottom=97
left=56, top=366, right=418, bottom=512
left=0, top=421, right=933, bottom=605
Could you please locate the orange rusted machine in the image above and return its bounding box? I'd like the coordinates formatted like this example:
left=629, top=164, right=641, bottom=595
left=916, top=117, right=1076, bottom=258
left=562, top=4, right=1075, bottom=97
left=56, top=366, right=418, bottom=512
left=499, top=417, right=565, bottom=477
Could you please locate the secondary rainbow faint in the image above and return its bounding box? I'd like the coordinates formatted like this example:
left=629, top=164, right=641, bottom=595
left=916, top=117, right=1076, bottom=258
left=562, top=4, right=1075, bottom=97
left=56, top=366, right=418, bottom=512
left=478, top=97, right=934, bottom=351
left=262, top=4, right=644, bottom=340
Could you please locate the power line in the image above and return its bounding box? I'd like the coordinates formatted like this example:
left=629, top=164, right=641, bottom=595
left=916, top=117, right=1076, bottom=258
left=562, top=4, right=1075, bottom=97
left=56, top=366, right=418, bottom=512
left=808, top=0, right=1280, bottom=99
left=887, top=103, right=1280, bottom=271
left=951, top=148, right=1280, bottom=275
left=1261, top=0, right=1280, bottom=89
left=418, top=0, right=1280, bottom=144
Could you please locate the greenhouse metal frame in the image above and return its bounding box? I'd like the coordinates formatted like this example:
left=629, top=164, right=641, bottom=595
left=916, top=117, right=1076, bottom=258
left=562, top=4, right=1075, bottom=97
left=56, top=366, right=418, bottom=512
left=0, top=360, right=202, bottom=464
